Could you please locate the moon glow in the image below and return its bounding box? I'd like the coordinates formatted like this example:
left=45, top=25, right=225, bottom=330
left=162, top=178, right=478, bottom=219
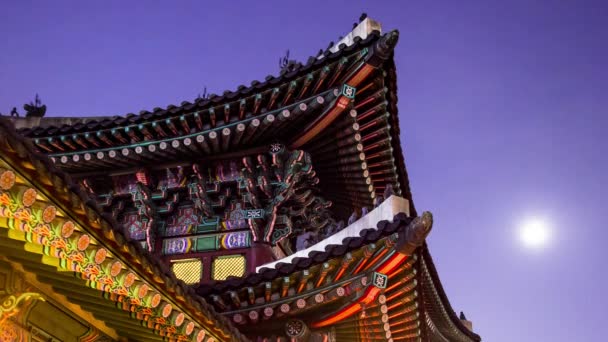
left=519, top=218, right=551, bottom=249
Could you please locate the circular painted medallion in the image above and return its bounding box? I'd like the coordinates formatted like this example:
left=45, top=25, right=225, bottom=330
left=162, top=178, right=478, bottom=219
left=0, top=170, right=16, bottom=190
left=285, top=319, right=305, bottom=337
left=315, top=293, right=324, bottom=303
left=151, top=293, right=162, bottom=308
left=110, top=261, right=122, bottom=276
left=185, top=321, right=195, bottom=335
left=124, top=272, right=136, bottom=287
left=137, top=284, right=149, bottom=298
left=61, top=221, right=75, bottom=238
left=22, top=188, right=37, bottom=207
left=77, top=234, right=90, bottom=251
left=42, top=206, right=57, bottom=223
left=161, top=303, right=172, bottom=318
left=175, top=312, right=185, bottom=326
left=196, top=330, right=206, bottom=342
left=94, top=248, right=107, bottom=264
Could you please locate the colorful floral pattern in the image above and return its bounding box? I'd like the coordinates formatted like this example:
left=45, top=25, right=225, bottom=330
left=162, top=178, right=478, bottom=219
left=21, top=188, right=37, bottom=207
left=137, top=284, right=149, bottom=299
left=0, top=321, right=21, bottom=342
left=61, top=221, right=75, bottom=238
left=110, top=261, right=122, bottom=277
left=0, top=170, right=15, bottom=190
left=124, top=272, right=136, bottom=288
left=175, top=312, right=185, bottom=326
left=151, top=293, right=162, bottom=308
left=94, top=248, right=107, bottom=264
left=162, top=303, right=173, bottom=318
left=42, top=206, right=57, bottom=223
left=0, top=170, right=212, bottom=340
left=196, top=330, right=206, bottom=342
left=186, top=322, right=195, bottom=335
left=77, top=234, right=90, bottom=251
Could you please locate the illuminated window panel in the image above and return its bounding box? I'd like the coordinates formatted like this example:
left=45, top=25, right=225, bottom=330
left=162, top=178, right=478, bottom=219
left=212, top=255, right=246, bottom=281
left=171, top=259, right=202, bottom=285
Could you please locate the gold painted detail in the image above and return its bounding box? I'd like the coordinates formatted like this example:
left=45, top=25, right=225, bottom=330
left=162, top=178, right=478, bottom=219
left=171, top=259, right=202, bottom=285
left=212, top=255, right=246, bottom=281
left=0, top=180, right=216, bottom=340
left=0, top=292, right=45, bottom=321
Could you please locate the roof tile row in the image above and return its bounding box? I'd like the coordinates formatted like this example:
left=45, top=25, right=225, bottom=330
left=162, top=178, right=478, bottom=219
left=195, top=212, right=412, bottom=296
left=20, top=31, right=385, bottom=138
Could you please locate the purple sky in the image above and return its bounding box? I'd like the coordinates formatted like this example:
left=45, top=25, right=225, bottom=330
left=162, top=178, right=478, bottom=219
left=2, top=1, right=607, bottom=341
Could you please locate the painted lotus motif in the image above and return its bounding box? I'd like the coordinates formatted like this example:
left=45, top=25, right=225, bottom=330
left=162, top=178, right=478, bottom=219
left=110, top=261, right=122, bottom=277
left=0, top=170, right=15, bottom=190
left=61, top=221, right=75, bottom=238
left=94, top=248, right=107, bottom=264
left=21, top=188, right=37, bottom=207
left=42, top=206, right=57, bottom=223
left=124, top=272, right=136, bottom=288
left=137, top=284, right=149, bottom=299
left=77, top=234, right=90, bottom=251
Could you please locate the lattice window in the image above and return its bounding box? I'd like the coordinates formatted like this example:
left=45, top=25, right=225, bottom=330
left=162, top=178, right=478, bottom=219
left=212, top=255, right=246, bottom=281
left=171, top=259, right=202, bottom=284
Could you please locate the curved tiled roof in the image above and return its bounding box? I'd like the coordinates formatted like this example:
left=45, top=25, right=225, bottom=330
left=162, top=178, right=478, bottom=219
left=7, top=14, right=480, bottom=340
left=18, top=30, right=386, bottom=138
left=194, top=209, right=481, bottom=341
left=196, top=212, right=413, bottom=296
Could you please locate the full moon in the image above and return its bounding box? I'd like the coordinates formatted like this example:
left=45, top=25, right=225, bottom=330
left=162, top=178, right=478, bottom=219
left=519, top=218, right=551, bottom=249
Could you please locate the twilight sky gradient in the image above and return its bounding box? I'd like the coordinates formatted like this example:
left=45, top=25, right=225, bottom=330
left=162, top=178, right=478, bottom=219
left=2, top=1, right=607, bottom=341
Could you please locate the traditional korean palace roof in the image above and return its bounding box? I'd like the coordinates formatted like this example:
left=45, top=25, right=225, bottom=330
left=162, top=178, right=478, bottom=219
left=0, top=118, right=244, bottom=341
left=3, top=15, right=481, bottom=342
left=194, top=197, right=480, bottom=342
left=14, top=17, right=413, bottom=218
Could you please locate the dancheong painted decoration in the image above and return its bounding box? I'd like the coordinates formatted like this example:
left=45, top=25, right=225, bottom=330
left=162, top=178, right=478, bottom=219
left=0, top=15, right=480, bottom=342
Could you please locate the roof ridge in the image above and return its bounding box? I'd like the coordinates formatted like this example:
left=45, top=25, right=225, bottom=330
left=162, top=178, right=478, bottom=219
left=18, top=22, right=389, bottom=136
